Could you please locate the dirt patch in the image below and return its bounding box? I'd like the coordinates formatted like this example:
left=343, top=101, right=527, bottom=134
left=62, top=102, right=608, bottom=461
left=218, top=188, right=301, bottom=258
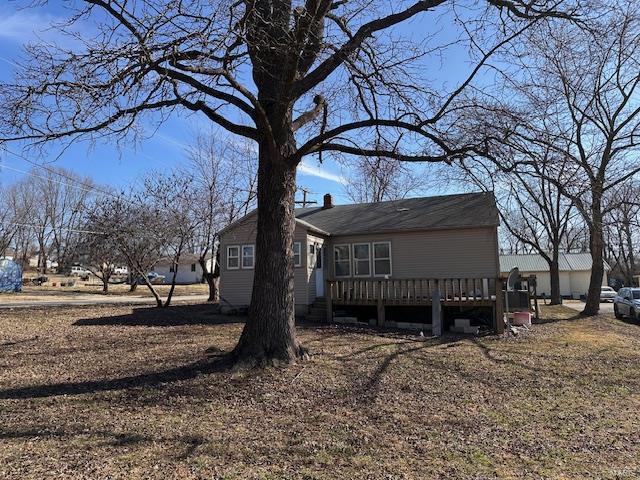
left=0, top=304, right=639, bottom=479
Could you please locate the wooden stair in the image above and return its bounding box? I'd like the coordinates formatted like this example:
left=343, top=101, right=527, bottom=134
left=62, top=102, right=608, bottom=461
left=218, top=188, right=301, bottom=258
left=306, top=297, right=327, bottom=323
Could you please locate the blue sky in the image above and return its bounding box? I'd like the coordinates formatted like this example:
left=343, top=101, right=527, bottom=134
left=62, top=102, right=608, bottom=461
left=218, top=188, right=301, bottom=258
left=0, top=1, right=485, bottom=204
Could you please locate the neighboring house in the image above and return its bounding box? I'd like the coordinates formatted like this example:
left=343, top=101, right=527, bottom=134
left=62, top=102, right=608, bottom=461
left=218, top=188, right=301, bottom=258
left=28, top=255, right=58, bottom=271
left=499, top=253, right=610, bottom=299
left=219, top=192, right=502, bottom=330
left=154, top=253, right=214, bottom=285
left=0, top=248, right=15, bottom=261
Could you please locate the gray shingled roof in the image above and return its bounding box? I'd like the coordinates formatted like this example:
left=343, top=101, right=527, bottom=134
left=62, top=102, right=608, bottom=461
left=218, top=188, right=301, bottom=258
left=499, top=253, right=610, bottom=273
left=295, top=192, right=498, bottom=236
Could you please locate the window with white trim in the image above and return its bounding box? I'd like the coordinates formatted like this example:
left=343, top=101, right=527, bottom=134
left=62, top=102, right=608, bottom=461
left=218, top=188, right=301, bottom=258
left=352, top=243, right=371, bottom=277
left=334, top=245, right=351, bottom=277
left=373, top=242, right=392, bottom=276
left=227, top=246, right=240, bottom=269
left=293, top=242, right=302, bottom=267
left=242, top=245, right=255, bottom=269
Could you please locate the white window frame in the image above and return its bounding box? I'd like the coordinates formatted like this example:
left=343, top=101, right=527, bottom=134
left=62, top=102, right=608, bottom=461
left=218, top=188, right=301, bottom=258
left=293, top=242, right=302, bottom=267
left=227, top=245, right=240, bottom=270
left=334, top=244, right=351, bottom=278
left=241, top=244, right=255, bottom=269
left=372, top=241, right=392, bottom=277
left=352, top=243, right=371, bottom=277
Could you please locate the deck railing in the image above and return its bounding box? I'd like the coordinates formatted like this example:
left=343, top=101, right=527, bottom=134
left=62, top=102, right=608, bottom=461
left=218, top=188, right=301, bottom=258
left=328, top=277, right=497, bottom=306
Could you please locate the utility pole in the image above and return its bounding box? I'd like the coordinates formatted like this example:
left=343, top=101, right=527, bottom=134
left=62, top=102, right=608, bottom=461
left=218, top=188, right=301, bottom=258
left=295, top=187, right=318, bottom=208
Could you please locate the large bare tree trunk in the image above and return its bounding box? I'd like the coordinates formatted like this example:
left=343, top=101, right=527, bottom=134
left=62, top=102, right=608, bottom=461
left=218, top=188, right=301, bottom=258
left=199, top=257, right=218, bottom=302
left=584, top=199, right=604, bottom=316
left=549, top=252, right=561, bottom=305
left=624, top=219, right=635, bottom=286
left=231, top=137, right=304, bottom=367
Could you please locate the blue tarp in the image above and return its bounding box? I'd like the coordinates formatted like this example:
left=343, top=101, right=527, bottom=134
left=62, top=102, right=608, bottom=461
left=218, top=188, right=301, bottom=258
left=0, top=259, right=22, bottom=293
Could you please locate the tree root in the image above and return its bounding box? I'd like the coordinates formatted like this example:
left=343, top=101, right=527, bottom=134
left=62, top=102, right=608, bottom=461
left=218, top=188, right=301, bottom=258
left=218, top=343, right=310, bottom=371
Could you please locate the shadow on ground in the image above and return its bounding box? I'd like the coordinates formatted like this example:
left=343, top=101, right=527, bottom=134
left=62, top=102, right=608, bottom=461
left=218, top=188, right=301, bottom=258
left=73, top=303, right=245, bottom=327
left=0, top=356, right=229, bottom=400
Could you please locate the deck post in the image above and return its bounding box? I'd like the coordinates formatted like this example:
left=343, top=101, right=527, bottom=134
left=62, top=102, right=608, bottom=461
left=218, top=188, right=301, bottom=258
left=432, top=288, right=442, bottom=336
left=376, top=281, right=385, bottom=327
left=326, top=280, right=333, bottom=323
left=495, top=278, right=505, bottom=334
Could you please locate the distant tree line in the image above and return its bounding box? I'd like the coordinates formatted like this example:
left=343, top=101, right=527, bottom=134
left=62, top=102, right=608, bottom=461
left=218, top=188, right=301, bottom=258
left=1, top=137, right=256, bottom=304
left=0, top=166, right=96, bottom=273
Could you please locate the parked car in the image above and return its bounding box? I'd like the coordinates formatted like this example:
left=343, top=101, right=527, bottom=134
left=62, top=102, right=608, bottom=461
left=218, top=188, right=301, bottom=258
left=600, top=286, right=617, bottom=303
left=614, top=287, right=640, bottom=320
left=70, top=266, right=90, bottom=280
left=132, top=272, right=165, bottom=285
left=113, top=266, right=128, bottom=276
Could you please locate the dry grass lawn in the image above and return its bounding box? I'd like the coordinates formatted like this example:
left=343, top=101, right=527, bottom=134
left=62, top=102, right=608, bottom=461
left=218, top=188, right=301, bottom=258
left=0, top=304, right=639, bottom=479
left=17, top=277, right=209, bottom=296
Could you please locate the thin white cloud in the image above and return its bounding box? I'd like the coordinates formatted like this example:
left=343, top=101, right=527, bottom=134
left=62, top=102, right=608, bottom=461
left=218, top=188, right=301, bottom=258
left=298, top=160, right=347, bottom=185
left=0, top=55, right=20, bottom=69
left=0, top=11, right=59, bottom=43
left=155, top=132, right=190, bottom=151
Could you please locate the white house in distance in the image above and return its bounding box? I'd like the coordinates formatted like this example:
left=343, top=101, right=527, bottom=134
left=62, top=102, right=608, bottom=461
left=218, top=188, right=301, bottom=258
left=499, top=253, right=610, bottom=299
left=154, top=253, right=214, bottom=284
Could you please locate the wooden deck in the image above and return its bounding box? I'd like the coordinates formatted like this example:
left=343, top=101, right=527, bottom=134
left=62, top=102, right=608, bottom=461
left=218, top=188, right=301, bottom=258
left=326, top=277, right=504, bottom=332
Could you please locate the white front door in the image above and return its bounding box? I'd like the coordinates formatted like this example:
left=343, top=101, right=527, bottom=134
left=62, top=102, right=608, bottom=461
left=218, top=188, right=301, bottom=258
left=315, top=246, right=324, bottom=297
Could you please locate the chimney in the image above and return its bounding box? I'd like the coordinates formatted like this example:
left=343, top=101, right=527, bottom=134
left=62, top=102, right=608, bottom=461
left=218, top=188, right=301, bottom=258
left=322, top=193, right=334, bottom=209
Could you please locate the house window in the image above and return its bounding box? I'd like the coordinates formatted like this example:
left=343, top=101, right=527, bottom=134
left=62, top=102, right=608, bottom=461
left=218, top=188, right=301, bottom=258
left=242, top=245, right=255, bottom=269
left=293, top=242, right=302, bottom=267
left=352, top=243, right=371, bottom=277
left=373, top=242, right=392, bottom=276
left=227, top=246, right=240, bottom=270
left=191, top=263, right=196, bottom=272
left=334, top=245, right=351, bottom=277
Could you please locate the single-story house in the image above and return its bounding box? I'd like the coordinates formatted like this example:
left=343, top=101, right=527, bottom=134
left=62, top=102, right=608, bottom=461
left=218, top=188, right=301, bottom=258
left=28, top=255, right=58, bottom=271
left=499, top=253, right=610, bottom=299
left=219, top=192, right=502, bottom=330
left=154, top=253, right=214, bottom=284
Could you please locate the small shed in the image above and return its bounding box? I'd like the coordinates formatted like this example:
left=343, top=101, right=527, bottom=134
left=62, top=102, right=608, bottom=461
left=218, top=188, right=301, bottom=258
left=499, top=253, right=609, bottom=299
left=0, top=258, right=23, bottom=293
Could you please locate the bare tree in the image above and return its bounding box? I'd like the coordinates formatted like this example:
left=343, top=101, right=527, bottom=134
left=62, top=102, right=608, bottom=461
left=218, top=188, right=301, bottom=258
left=464, top=5, right=640, bottom=315
left=46, top=169, right=96, bottom=273
left=96, top=194, right=167, bottom=307
left=4, top=180, right=37, bottom=269
left=458, top=148, right=578, bottom=304
left=343, top=154, right=428, bottom=203
left=77, top=202, right=123, bottom=293
left=142, top=172, right=203, bottom=307
left=604, top=182, right=640, bottom=286
left=186, top=135, right=257, bottom=302
left=0, top=0, right=576, bottom=366
left=0, top=186, right=19, bottom=255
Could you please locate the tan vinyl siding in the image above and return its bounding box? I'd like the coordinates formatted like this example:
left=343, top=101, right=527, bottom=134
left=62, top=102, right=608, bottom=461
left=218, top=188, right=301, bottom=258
left=325, top=227, right=499, bottom=280
left=219, top=216, right=312, bottom=308
left=306, top=234, right=326, bottom=303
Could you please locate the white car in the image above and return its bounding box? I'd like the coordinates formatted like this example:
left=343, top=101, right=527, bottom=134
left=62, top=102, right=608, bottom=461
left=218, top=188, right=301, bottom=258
left=600, top=286, right=617, bottom=303
left=70, top=266, right=90, bottom=277
left=113, top=266, right=129, bottom=275
left=614, top=288, right=640, bottom=320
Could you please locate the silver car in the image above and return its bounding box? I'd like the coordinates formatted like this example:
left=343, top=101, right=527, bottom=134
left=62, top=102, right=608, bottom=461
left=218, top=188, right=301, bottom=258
left=614, top=287, right=640, bottom=320
left=600, top=286, right=617, bottom=303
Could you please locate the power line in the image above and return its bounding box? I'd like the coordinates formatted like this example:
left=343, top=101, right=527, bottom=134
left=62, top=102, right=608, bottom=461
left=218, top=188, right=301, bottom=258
left=2, top=221, right=105, bottom=236
left=1, top=164, right=102, bottom=196
left=0, top=147, right=117, bottom=198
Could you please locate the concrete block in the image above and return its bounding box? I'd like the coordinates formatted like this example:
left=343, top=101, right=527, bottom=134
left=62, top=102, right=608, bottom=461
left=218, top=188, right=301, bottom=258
left=454, top=318, right=471, bottom=329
